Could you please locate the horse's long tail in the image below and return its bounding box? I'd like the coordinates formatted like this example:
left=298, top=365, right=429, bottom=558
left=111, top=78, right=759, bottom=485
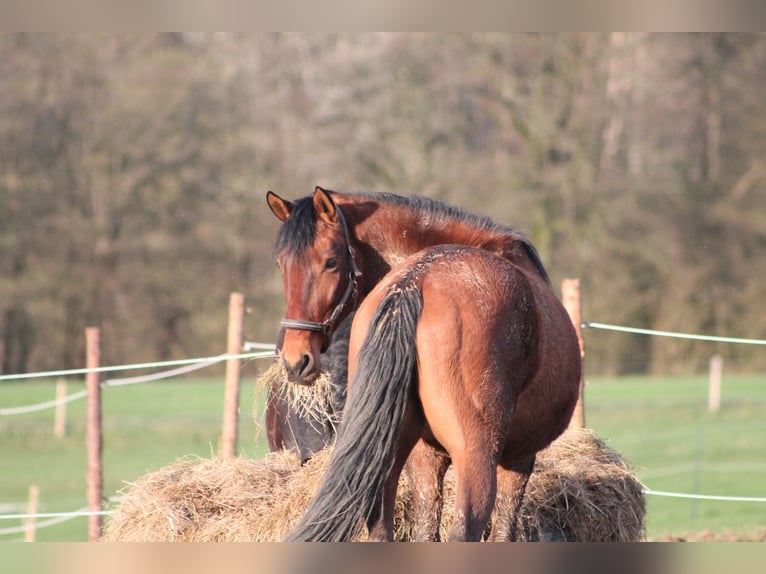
left=284, top=284, right=423, bottom=541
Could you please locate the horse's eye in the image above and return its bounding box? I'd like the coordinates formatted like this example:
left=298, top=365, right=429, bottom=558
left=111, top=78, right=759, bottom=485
left=323, top=257, right=338, bottom=271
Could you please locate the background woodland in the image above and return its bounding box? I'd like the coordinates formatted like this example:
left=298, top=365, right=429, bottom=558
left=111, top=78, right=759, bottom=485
left=2, top=33, right=766, bottom=375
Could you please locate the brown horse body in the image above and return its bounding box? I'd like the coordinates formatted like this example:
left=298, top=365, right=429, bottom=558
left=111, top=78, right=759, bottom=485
left=285, top=244, right=580, bottom=541
left=268, top=187, right=580, bottom=541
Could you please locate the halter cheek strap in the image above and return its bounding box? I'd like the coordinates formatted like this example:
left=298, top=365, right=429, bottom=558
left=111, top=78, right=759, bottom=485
left=279, top=197, right=362, bottom=346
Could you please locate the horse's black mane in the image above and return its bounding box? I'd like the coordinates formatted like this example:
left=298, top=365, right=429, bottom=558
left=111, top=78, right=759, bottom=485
left=274, top=195, right=319, bottom=257
left=274, top=190, right=550, bottom=283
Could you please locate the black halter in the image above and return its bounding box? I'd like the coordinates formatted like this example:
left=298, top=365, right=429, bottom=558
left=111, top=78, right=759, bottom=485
left=279, top=197, right=362, bottom=346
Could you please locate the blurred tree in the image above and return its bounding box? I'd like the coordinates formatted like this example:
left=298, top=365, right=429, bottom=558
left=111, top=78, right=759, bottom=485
left=2, top=33, right=765, bottom=376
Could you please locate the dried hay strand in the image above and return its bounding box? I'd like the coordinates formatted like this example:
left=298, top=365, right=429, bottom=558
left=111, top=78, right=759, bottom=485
left=104, top=428, right=645, bottom=542
left=255, top=359, right=338, bottom=429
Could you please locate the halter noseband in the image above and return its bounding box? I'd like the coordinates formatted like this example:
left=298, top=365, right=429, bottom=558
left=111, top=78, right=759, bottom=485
left=279, top=197, right=362, bottom=344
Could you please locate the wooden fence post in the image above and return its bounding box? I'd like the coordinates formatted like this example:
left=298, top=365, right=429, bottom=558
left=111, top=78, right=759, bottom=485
left=24, top=485, right=39, bottom=542
left=85, top=327, right=103, bottom=542
left=562, top=278, right=586, bottom=429
left=219, top=292, right=245, bottom=459
left=708, top=354, right=722, bottom=414
left=54, top=378, right=67, bottom=438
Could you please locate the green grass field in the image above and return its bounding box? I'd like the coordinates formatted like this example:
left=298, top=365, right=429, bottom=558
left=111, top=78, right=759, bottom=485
left=1, top=368, right=765, bottom=542
left=585, top=374, right=766, bottom=540
left=0, top=363, right=272, bottom=542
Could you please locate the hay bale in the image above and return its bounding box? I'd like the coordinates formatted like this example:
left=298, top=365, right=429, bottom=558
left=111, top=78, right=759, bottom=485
left=255, top=359, right=338, bottom=429
left=514, top=428, right=645, bottom=542
left=104, top=450, right=322, bottom=542
left=391, top=428, right=645, bottom=542
left=104, top=428, right=644, bottom=542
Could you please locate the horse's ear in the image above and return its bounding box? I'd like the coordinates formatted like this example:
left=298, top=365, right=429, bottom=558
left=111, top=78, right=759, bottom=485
left=266, top=191, right=293, bottom=222
left=313, top=186, right=337, bottom=225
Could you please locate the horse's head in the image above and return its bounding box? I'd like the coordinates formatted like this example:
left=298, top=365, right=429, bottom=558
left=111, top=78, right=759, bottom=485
left=267, top=186, right=361, bottom=385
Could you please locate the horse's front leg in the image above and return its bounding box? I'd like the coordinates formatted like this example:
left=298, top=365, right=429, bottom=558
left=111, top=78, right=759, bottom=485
left=403, top=440, right=450, bottom=541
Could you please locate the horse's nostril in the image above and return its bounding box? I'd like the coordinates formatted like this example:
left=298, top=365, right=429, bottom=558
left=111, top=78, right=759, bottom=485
left=298, top=354, right=313, bottom=377
left=284, top=354, right=316, bottom=384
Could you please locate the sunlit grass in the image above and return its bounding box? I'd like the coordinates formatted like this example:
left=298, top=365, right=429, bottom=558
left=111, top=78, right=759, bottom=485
left=585, top=374, right=766, bottom=539
left=1, top=372, right=764, bottom=541
left=0, top=374, right=271, bottom=541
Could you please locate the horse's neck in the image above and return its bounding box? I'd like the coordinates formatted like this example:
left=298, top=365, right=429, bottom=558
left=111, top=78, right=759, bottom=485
left=348, top=200, right=544, bottom=283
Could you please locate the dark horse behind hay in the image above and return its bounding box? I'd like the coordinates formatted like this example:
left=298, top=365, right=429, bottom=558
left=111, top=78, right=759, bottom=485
left=264, top=312, right=351, bottom=464
left=266, top=187, right=581, bottom=540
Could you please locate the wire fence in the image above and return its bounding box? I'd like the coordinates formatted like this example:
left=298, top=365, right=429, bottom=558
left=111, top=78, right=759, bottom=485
left=0, top=348, right=277, bottom=417
left=642, top=489, right=766, bottom=503
left=0, top=508, right=115, bottom=537
left=2, top=321, right=765, bottom=539
left=583, top=321, right=766, bottom=346
left=0, top=349, right=277, bottom=383
left=0, top=342, right=278, bottom=540
left=582, top=320, right=766, bottom=505
left=1, top=483, right=764, bottom=540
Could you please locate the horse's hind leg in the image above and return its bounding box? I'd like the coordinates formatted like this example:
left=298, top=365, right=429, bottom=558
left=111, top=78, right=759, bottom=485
left=404, top=440, right=450, bottom=541
left=366, top=409, right=423, bottom=542
left=488, top=455, right=535, bottom=542
left=448, top=452, right=498, bottom=542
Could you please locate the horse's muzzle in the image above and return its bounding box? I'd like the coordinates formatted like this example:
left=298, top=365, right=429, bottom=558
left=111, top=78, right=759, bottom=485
left=282, top=352, right=319, bottom=385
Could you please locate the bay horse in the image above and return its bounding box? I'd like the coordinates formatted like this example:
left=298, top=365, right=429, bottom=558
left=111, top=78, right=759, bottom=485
left=267, top=186, right=580, bottom=540
left=283, top=244, right=581, bottom=541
